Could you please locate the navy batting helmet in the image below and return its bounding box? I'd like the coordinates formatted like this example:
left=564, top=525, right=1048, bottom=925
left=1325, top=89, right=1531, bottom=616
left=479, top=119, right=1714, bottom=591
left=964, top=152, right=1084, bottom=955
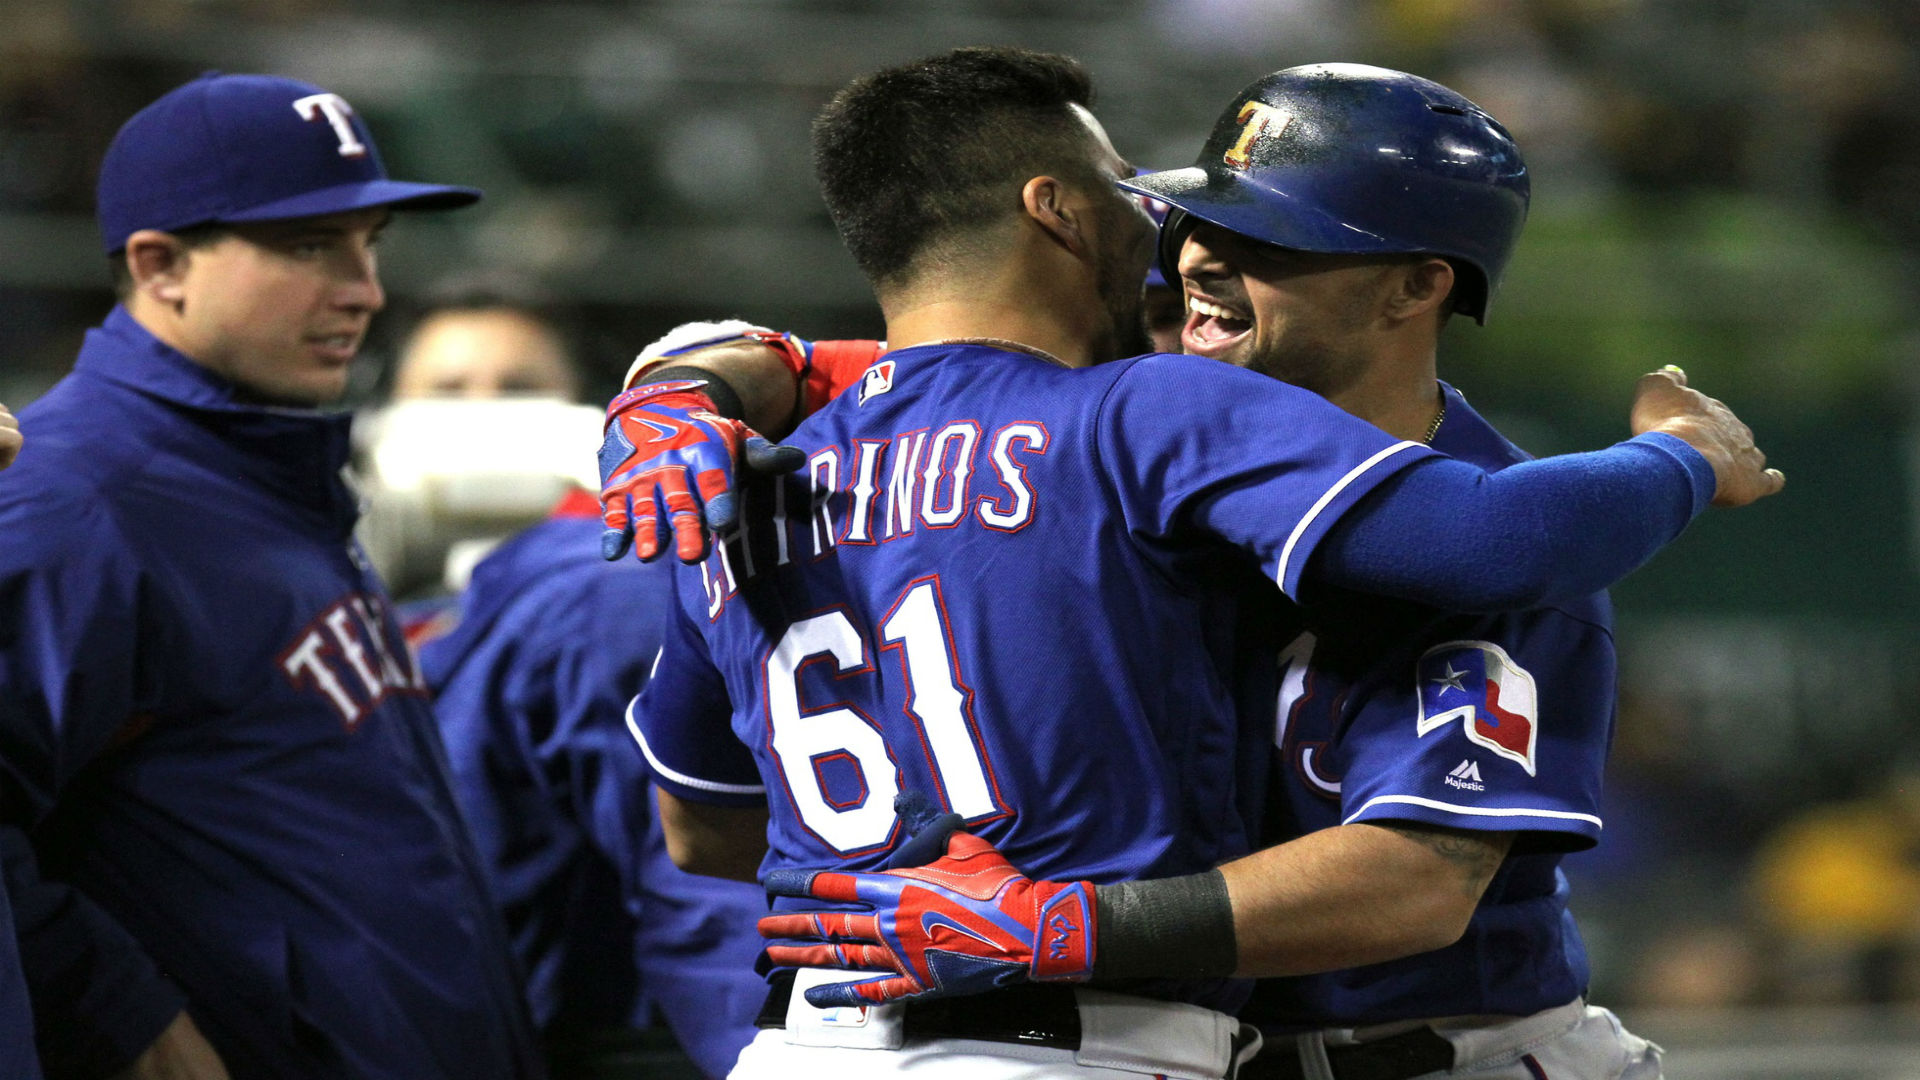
left=1121, top=63, right=1528, bottom=324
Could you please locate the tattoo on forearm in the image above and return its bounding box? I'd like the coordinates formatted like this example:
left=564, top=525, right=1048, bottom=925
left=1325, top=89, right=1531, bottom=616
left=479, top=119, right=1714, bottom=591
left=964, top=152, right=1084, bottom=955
left=1386, top=823, right=1509, bottom=898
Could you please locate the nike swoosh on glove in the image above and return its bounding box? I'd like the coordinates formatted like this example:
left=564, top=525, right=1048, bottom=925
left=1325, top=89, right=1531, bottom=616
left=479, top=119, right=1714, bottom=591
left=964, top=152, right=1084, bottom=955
left=757, top=807, right=1096, bottom=1007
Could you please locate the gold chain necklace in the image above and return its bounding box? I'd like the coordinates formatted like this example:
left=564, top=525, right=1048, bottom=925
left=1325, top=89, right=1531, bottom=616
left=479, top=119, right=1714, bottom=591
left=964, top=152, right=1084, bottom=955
left=930, top=338, right=1071, bottom=369
left=1423, top=394, right=1448, bottom=444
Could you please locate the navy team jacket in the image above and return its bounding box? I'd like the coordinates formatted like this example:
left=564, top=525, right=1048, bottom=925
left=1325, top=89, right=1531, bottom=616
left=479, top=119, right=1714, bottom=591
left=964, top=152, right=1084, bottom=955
left=0, top=307, right=544, bottom=1079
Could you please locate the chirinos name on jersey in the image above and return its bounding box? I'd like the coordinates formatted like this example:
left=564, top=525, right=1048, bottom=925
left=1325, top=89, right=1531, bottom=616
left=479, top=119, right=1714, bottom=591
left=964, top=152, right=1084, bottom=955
left=699, top=419, right=1048, bottom=617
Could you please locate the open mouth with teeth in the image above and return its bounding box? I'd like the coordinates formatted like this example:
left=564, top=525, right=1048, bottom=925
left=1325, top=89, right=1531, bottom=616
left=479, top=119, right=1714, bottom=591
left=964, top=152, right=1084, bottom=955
left=1183, top=295, right=1253, bottom=356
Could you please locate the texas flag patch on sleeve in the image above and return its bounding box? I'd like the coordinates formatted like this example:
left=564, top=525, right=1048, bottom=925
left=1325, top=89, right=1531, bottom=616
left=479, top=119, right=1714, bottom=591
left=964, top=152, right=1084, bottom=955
left=1415, top=641, right=1539, bottom=776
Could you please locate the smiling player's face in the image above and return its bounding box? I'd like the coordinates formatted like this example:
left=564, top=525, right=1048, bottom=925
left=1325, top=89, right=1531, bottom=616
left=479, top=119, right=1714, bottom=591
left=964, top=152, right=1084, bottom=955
left=1174, top=222, right=1408, bottom=398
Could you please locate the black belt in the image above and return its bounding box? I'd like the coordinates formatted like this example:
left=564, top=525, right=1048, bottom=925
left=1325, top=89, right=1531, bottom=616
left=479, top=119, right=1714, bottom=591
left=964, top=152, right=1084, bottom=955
left=1237, top=1026, right=1455, bottom=1080
left=756, top=970, right=1082, bottom=1049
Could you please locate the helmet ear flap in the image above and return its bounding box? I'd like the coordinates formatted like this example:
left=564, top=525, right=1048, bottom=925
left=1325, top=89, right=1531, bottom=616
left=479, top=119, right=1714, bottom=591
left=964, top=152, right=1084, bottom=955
left=1155, top=208, right=1200, bottom=291
left=1442, top=258, right=1490, bottom=325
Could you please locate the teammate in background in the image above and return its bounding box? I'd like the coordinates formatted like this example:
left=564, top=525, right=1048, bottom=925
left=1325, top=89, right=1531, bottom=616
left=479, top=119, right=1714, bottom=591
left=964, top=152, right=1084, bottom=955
left=388, top=304, right=766, bottom=1078
left=611, top=48, right=1776, bottom=1078
left=0, top=74, right=544, bottom=1079
left=392, top=295, right=581, bottom=400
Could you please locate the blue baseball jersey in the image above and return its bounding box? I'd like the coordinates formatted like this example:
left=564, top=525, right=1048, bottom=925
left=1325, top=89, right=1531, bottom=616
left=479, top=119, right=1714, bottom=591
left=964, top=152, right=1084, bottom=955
left=631, top=342, right=1439, bottom=1011
left=418, top=496, right=766, bottom=1076
left=0, top=308, right=542, bottom=1079
left=1244, top=383, right=1613, bottom=1030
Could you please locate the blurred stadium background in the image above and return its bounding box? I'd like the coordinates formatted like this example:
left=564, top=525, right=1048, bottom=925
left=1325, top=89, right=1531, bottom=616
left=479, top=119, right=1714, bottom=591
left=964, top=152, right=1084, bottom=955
left=3, top=0, right=1917, bottom=1074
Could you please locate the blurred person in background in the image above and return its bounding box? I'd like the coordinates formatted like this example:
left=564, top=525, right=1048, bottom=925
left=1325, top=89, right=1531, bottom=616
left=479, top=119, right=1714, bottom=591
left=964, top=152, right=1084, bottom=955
left=0, top=73, right=544, bottom=1079
left=391, top=291, right=581, bottom=401
left=1749, top=762, right=1920, bottom=1005
left=375, top=299, right=768, bottom=1078
left=352, top=280, right=597, bottom=603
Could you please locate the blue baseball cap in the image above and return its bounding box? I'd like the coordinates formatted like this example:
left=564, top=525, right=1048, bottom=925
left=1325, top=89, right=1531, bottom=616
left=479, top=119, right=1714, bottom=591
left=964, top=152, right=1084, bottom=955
left=97, top=72, right=481, bottom=253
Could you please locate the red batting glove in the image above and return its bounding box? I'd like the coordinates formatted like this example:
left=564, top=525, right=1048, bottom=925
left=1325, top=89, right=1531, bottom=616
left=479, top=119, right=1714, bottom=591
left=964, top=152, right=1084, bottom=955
left=596, top=380, right=746, bottom=563
left=757, top=830, right=1098, bottom=1007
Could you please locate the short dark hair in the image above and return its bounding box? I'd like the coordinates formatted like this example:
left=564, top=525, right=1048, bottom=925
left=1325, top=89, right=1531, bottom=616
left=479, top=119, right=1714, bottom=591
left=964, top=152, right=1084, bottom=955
left=108, top=222, right=231, bottom=300
left=812, top=46, right=1100, bottom=287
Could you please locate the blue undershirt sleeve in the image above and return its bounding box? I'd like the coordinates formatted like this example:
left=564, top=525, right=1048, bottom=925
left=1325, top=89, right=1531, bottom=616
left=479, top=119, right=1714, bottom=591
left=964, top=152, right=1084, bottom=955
left=1308, top=432, right=1716, bottom=611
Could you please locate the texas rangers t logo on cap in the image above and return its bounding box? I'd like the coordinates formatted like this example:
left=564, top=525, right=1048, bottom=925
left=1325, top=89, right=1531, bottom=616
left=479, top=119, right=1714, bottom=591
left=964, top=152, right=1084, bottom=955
left=292, top=93, right=368, bottom=158
left=1415, top=640, right=1538, bottom=775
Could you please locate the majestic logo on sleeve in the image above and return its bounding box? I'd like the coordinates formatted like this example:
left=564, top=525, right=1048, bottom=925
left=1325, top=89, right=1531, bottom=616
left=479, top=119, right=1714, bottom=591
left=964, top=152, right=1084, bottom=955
left=1416, top=641, right=1538, bottom=775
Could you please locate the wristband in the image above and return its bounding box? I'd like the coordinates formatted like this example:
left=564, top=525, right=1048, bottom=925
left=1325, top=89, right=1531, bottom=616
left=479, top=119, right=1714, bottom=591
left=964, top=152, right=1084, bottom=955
left=1091, top=869, right=1237, bottom=980
left=640, top=365, right=747, bottom=422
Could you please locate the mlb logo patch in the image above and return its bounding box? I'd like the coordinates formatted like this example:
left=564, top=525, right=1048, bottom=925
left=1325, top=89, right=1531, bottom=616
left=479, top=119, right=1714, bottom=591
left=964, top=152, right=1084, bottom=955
left=1415, top=640, right=1539, bottom=775
left=858, top=360, right=897, bottom=405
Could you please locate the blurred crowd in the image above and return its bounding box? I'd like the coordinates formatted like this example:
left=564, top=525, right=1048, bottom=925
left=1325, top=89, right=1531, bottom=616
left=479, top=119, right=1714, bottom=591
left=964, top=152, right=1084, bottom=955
left=1, top=0, right=1917, bottom=1025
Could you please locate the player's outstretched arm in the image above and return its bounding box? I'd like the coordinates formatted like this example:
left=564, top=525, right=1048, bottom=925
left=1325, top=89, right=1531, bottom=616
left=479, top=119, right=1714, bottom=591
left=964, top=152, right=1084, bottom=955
left=0, top=403, right=20, bottom=470
left=1309, top=366, right=1782, bottom=611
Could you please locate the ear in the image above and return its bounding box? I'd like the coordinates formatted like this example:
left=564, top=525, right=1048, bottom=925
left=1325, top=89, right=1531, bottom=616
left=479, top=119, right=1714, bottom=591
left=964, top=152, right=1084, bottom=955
left=1383, top=258, right=1455, bottom=325
left=1020, top=175, right=1088, bottom=258
left=123, top=230, right=194, bottom=308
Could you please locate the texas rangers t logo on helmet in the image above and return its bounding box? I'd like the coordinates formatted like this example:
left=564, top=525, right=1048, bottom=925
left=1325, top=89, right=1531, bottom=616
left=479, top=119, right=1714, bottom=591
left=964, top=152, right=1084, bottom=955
left=1223, top=101, right=1291, bottom=169
left=292, top=93, right=369, bottom=158
left=1415, top=640, right=1538, bottom=775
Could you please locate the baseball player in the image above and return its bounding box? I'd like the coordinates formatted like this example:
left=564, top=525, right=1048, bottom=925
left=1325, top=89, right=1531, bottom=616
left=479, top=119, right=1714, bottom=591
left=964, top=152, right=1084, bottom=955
left=0, top=74, right=544, bottom=1078
left=1128, top=65, right=1663, bottom=1079
left=384, top=304, right=769, bottom=1077
left=611, top=47, right=1776, bottom=1079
